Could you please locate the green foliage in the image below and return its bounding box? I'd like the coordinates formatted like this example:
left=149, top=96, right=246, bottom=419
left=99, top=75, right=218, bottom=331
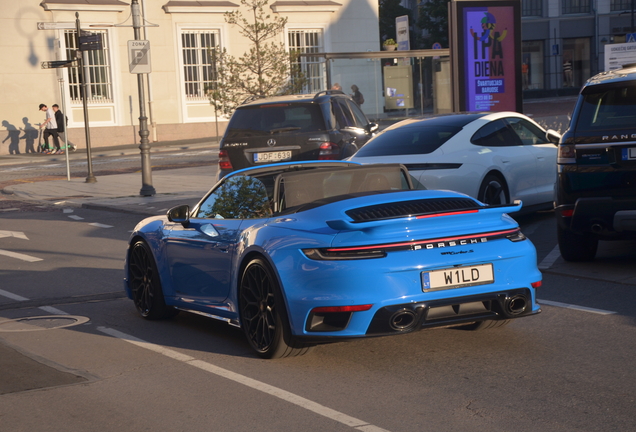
left=207, top=0, right=306, bottom=116
left=417, top=0, right=450, bottom=49
left=205, top=176, right=271, bottom=219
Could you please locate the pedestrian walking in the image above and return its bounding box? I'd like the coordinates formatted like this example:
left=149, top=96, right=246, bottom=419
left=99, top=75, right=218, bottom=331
left=52, top=104, right=75, bottom=152
left=38, top=103, right=61, bottom=154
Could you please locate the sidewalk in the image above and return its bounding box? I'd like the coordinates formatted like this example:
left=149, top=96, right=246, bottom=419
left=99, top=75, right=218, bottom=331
left=1, top=96, right=578, bottom=216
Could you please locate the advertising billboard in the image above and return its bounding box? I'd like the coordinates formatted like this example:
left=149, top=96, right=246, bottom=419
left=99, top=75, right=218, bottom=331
left=450, top=0, right=522, bottom=113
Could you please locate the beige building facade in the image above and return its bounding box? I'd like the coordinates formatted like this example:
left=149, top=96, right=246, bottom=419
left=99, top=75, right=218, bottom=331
left=1, top=0, right=380, bottom=153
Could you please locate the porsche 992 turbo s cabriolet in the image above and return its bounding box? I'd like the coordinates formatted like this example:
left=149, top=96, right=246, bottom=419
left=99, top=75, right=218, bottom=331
left=124, top=161, right=542, bottom=358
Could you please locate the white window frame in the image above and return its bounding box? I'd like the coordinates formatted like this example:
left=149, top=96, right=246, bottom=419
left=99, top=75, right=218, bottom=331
left=176, top=25, right=225, bottom=123
left=58, top=27, right=120, bottom=127
left=286, top=26, right=328, bottom=93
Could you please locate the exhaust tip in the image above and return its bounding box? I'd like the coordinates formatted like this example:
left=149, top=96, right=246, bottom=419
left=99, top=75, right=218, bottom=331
left=591, top=223, right=603, bottom=233
left=389, top=309, right=417, bottom=331
left=505, top=295, right=528, bottom=316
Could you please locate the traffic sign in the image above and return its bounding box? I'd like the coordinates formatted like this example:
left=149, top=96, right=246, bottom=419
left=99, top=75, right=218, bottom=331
left=432, top=42, right=442, bottom=50
left=627, top=33, right=636, bottom=43
left=41, top=60, right=78, bottom=69
left=128, top=40, right=151, bottom=74
left=37, top=22, right=75, bottom=30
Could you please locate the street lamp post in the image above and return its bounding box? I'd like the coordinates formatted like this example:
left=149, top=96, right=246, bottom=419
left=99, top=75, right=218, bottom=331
left=132, top=0, right=155, bottom=196
left=76, top=12, right=97, bottom=184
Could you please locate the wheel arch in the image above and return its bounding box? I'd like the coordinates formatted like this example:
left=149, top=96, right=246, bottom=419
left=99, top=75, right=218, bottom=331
left=479, top=169, right=510, bottom=202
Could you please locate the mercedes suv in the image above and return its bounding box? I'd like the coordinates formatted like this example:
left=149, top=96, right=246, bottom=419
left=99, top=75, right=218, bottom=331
left=217, top=90, right=378, bottom=178
left=555, top=63, right=636, bottom=261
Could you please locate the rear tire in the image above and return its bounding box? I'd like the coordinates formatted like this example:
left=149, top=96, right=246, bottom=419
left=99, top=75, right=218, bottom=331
left=478, top=174, right=509, bottom=205
left=557, top=225, right=598, bottom=262
left=239, top=258, right=313, bottom=359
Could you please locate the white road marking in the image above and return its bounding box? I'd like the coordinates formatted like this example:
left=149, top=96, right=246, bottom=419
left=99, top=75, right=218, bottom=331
left=0, top=290, right=71, bottom=315
left=89, top=223, right=113, bottom=228
left=538, top=299, right=617, bottom=315
left=0, top=288, right=29, bottom=301
left=0, top=208, right=19, bottom=212
left=97, top=326, right=391, bottom=432
left=0, top=230, right=29, bottom=240
left=0, top=249, right=42, bottom=262
left=63, top=208, right=74, bottom=213
left=538, top=245, right=561, bottom=270
left=68, top=215, right=84, bottom=220
left=39, top=306, right=69, bottom=315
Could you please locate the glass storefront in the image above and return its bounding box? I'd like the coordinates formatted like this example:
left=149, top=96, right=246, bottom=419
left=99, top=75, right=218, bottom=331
left=562, top=37, right=591, bottom=88
left=522, top=40, right=544, bottom=90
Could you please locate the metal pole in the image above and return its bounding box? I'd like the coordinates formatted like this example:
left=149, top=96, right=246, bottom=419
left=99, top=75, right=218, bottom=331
left=140, top=0, right=157, bottom=142
left=76, top=12, right=97, bottom=183
left=132, top=0, right=155, bottom=196
left=58, top=78, right=71, bottom=181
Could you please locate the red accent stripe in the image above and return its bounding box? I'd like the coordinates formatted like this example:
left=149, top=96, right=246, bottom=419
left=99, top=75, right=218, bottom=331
left=325, top=228, right=519, bottom=252
left=312, top=304, right=373, bottom=313
left=416, top=209, right=479, bottom=218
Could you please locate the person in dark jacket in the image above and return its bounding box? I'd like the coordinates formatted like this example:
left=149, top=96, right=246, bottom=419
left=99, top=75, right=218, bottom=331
left=52, top=104, right=75, bottom=152
left=350, top=84, right=364, bottom=106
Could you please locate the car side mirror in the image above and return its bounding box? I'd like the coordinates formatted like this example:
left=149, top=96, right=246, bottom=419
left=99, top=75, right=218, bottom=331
left=167, top=204, right=190, bottom=227
left=365, top=122, right=379, bottom=134
left=546, top=129, right=561, bottom=145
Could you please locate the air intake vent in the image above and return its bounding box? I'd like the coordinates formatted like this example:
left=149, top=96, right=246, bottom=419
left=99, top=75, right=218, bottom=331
left=346, top=198, right=479, bottom=222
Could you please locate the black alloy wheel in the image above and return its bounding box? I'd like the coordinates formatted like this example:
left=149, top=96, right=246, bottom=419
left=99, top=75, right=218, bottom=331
left=239, top=258, right=312, bottom=359
left=458, top=319, right=510, bottom=331
left=128, top=240, right=177, bottom=320
left=557, top=225, right=598, bottom=262
left=478, top=174, right=509, bottom=205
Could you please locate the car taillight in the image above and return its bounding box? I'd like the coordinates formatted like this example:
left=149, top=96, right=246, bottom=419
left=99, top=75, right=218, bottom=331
left=319, top=142, right=340, bottom=160
left=218, top=149, right=232, bottom=170
left=557, top=144, right=575, bottom=164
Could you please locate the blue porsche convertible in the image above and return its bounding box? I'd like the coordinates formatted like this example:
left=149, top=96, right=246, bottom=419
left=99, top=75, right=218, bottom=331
left=124, top=161, right=542, bottom=358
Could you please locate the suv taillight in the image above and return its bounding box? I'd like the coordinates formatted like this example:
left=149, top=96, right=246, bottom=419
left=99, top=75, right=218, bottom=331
left=557, top=144, right=576, bottom=164
left=319, top=142, right=340, bottom=160
left=219, top=149, right=233, bottom=170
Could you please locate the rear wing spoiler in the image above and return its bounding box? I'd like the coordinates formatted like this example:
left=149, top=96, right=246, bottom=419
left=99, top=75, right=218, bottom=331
left=326, top=200, right=523, bottom=232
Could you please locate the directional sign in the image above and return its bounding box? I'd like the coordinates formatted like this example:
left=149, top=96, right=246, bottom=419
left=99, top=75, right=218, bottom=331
left=41, top=60, right=78, bottom=69
left=37, top=22, right=75, bottom=30
left=128, top=40, right=151, bottom=74
left=79, top=33, right=103, bottom=51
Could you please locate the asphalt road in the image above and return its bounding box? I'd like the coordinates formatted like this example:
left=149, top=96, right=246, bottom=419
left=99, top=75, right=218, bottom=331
left=0, top=148, right=635, bottom=431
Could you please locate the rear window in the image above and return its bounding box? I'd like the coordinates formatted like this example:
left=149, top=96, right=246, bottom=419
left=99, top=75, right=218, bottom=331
left=575, top=83, right=636, bottom=133
left=355, top=125, right=460, bottom=157
left=225, top=103, right=325, bottom=138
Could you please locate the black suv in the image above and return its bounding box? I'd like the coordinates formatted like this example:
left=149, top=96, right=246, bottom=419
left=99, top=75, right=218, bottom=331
left=217, top=90, right=378, bottom=178
left=555, top=63, right=636, bottom=261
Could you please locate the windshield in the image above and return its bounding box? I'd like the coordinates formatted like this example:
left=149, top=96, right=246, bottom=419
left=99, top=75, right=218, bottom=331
left=225, top=103, right=326, bottom=138
left=355, top=124, right=461, bottom=157
left=575, top=83, right=636, bottom=133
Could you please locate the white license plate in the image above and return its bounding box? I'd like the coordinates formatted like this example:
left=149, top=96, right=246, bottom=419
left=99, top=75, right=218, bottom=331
left=621, top=148, right=636, bottom=161
left=254, top=151, right=292, bottom=163
left=421, top=264, right=494, bottom=292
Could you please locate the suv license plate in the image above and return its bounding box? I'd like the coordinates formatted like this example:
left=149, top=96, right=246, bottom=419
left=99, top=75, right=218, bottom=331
left=254, top=151, right=292, bottom=163
left=421, top=264, right=494, bottom=292
left=621, top=148, right=636, bottom=161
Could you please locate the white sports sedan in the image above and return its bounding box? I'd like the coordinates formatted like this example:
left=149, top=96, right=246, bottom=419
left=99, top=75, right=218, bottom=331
left=350, top=112, right=560, bottom=212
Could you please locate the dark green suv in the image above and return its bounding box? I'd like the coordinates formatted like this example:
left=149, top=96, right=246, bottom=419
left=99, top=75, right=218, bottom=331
left=555, top=63, right=636, bottom=261
left=217, top=90, right=378, bottom=178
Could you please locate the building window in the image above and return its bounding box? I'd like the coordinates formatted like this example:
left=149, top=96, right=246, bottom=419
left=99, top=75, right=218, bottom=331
left=563, top=38, right=591, bottom=88
left=522, top=0, right=542, bottom=17
left=611, top=0, right=633, bottom=11
left=522, top=41, right=544, bottom=90
left=288, top=29, right=325, bottom=93
left=64, top=30, right=113, bottom=104
left=562, top=0, right=591, bottom=14
left=181, top=30, right=219, bottom=101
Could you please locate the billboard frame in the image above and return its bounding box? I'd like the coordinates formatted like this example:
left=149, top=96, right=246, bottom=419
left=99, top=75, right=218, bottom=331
left=450, top=0, right=522, bottom=113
